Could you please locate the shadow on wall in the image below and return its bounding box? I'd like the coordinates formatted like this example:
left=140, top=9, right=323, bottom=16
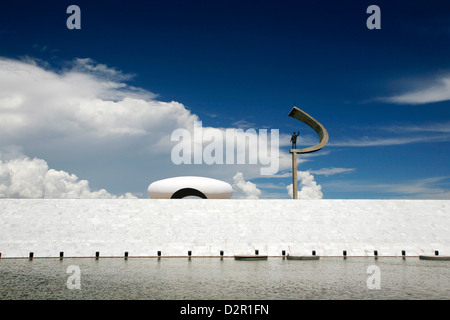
left=171, top=188, right=207, bottom=199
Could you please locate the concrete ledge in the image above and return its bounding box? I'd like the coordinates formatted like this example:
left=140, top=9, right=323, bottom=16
left=0, top=199, right=449, bottom=258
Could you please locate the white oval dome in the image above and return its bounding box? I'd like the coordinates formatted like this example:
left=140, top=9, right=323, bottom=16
left=148, top=176, right=233, bottom=199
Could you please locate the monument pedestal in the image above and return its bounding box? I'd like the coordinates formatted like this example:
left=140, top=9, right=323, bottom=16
left=290, top=150, right=298, bottom=199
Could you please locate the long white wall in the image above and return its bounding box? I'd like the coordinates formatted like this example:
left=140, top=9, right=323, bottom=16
left=0, top=199, right=448, bottom=258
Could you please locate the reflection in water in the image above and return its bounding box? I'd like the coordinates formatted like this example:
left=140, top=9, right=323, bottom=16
left=0, top=257, right=448, bottom=300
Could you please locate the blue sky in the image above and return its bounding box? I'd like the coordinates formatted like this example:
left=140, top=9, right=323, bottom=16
left=0, top=0, right=449, bottom=199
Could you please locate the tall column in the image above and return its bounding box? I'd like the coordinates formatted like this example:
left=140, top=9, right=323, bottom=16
left=291, top=150, right=298, bottom=199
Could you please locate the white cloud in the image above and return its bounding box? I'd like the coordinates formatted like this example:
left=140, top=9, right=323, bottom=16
left=0, top=57, right=197, bottom=143
left=329, top=134, right=450, bottom=147
left=71, top=58, right=135, bottom=81
left=232, top=119, right=256, bottom=129
left=323, top=176, right=450, bottom=199
left=232, top=171, right=262, bottom=199
left=0, top=56, right=306, bottom=197
left=308, top=167, right=355, bottom=176
left=0, top=153, right=135, bottom=199
left=384, top=75, right=450, bottom=105
left=330, top=121, right=450, bottom=148
left=381, top=122, right=450, bottom=134
left=269, top=167, right=354, bottom=178
left=0, top=57, right=205, bottom=195
left=286, top=171, right=323, bottom=199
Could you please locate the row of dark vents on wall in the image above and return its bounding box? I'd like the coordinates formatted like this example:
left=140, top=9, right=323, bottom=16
left=0, top=249, right=442, bottom=259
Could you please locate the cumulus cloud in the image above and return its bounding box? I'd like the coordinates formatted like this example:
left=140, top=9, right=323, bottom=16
left=0, top=153, right=135, bottom=199
left=232, top=171, right=262, bottom=199
left=0, top=57, right=198, bottom=144
left=287, top=171, right=323, bottom=199
left=0, top=57, right=297, bottom=197
left=0, top=57, right=288, bottom=168
left=0, top=57, right=206, bottom=196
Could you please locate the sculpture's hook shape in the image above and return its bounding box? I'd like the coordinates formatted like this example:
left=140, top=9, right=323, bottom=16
left=288, top=106, right=329, bottom=153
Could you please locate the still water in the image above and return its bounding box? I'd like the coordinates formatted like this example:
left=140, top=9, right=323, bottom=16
left=0, top=257, right=448, bottom=300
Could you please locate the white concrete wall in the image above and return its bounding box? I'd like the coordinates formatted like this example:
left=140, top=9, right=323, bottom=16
left=0, top=199, right=448, bottom=258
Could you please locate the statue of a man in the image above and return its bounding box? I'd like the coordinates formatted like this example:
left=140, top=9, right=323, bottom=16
left=290, top=132, right=300, bottom=149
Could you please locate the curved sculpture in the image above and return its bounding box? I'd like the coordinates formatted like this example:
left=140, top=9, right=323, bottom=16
left=148, top=176, right=233, bottom=199
left=289, top=106, right=329, bottom=199
left=288, top=106, right=329, bottom=153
